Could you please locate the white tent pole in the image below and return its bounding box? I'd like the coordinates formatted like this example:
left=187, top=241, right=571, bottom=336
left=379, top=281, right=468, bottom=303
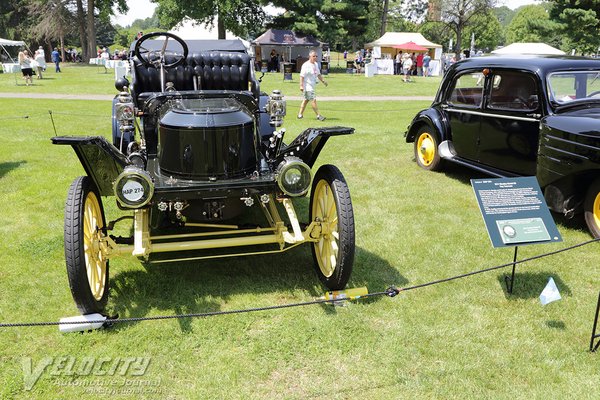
left=0, top=44, right=16, bottom=63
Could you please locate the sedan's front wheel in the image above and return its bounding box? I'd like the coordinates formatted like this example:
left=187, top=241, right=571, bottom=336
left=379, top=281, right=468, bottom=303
left=414, top=126, right=443, bottom=171
left=64, top=176, right=109, bottom=314
left=584, top=179, right=600, bottom=238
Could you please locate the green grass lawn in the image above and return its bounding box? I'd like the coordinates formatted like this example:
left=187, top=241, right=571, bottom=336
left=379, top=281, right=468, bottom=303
left=1, top=81, right=599, bottom=398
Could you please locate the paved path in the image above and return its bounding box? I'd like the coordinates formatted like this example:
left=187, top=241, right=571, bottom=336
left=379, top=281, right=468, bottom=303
left=0, top=92, right=434, bottom=102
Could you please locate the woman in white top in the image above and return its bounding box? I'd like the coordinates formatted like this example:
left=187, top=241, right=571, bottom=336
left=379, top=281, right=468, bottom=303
left=33, top=50, right=46, bottom=79
left=18, top=50, right=33, bottom=86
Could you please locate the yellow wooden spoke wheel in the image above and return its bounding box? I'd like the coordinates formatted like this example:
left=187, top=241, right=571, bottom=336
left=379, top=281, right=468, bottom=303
left=309, top=165, right=354, bottom=290
left=65, top=176, right=109, bottom=314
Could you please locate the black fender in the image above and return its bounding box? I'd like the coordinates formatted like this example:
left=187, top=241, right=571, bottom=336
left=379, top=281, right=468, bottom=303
left=538, top=114, right=600, bottom=187
left=537, top=114, right=600, bottom=213
left=405, top=108, right=448, bottom=143
left=51, top=136, right=130, bottom=196
left=277, top=126, right=354, bottom=167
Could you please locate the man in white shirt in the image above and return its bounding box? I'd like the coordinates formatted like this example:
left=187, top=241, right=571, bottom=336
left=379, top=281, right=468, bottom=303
left=298, top=50, right=328, bottom=121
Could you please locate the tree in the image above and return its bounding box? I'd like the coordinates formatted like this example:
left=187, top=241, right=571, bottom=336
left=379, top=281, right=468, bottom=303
left=381, top=0, right=389, bottom=36
left=27, top=0, right=74, bottom=61
left=550, top=0, right=600, bottom=30
left=506, top=5, right=561, bottom=48
left=320, top=0, right=370, bottom=49
left=79, top=0, right=128, bottom=60
left=419, top=20, right=452, bottom=50
left=439, top=0, right=495, bottom=54
left=74, top=0, right=88, bottom=62
left=493, top=6, right=515, bottom=27
left=550, top=0, right=600, bottom=55
left=557, top=8, right=598, bottom=54
left=364, top=0, right=384, bottom=43
left=0, top=2, right=34, bottom=45
left=113, top=13, right=167, bottom=48
left=153, top=0, right=266, bottom=39
left=386, top=0, right=422, bottom=31
left=268, top=0, right=324, bottom=37
left=463, top=9, right=502, bottom=52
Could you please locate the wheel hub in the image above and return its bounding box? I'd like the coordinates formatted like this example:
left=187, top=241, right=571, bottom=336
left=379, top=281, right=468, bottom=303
left=418, top=134, right=435, bottom=166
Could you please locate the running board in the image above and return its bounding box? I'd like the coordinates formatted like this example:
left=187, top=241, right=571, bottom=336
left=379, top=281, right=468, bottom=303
left=438, top=140, right=519, bottom=178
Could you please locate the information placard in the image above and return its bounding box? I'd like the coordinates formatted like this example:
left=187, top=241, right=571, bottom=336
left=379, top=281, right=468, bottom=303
left=471, top=177, right=562, bottom=248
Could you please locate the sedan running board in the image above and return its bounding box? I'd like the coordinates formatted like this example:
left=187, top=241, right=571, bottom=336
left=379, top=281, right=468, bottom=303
left=438, top=140, right=518, bottom=178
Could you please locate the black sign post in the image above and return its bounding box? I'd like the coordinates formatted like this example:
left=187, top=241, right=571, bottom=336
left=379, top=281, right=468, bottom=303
left=471, top=177, right=562, bottom=293
left=590, top=291, right=600, bottom=352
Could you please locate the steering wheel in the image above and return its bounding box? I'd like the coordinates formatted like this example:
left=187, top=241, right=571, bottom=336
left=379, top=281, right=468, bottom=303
left=134, top=31, right=188, bottom=68
left=512, top=96, right=529, bottom=109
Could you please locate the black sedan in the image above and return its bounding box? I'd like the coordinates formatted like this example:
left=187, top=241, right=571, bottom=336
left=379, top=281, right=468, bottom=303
left=406, top=55, right=600, bottom=237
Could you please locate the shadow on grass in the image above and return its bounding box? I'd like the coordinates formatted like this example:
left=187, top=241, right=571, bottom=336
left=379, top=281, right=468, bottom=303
left=546, top=320, right=566, bottom=329
left=0, top=160, right=26, bottom=179
left=496, top=271, right=571, bottom=300
left=107, top=242, right=405, bottom=332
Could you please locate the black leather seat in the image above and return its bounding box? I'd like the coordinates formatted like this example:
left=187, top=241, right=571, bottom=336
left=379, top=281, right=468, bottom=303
left=131, top=51, right=258, bottom=103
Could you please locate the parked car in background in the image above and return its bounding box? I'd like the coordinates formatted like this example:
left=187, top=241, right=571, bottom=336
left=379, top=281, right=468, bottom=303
left=405, top=55, right=600, bottom=237
left=52, top=32, right=355, bottom=314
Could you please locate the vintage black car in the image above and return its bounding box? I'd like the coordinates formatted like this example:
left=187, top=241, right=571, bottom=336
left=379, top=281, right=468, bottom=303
left=406, top=55, right=600, bottom=238
left=52, top=32, right=355, bottom=314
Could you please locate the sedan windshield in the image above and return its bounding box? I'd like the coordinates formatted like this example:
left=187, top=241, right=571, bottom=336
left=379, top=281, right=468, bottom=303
left=548, top=71, right=600, bottom=105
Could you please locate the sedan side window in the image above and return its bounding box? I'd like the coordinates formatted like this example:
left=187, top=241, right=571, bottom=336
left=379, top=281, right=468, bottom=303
left=488, top=72, right=538, bottom=111
left=447, top=72, right=484, bottom=108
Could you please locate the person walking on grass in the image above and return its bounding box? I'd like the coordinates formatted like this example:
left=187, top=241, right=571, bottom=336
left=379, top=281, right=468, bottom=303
left=33, top=49, right=46, bottom=79
left=298, top=49, right=328, bottom=121
left=18, top=50, right=33, bottom=86
left=51, top=47, right=61, bottom=72
left=402, top=54, right=413, bottom=82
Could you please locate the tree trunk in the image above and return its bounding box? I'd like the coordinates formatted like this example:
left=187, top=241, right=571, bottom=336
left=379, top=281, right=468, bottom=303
left=381, top=0, right=389, bottom=36
left=60, top=34, right=65, bottom=63
left=45, top=39, right=51, bottom=62
left=456, top=24, right=463, bottom=56
left=75, top=0, right=88, bottom=61
left=87, top=0, right=97, bottom=59
left=217, top=15, right=226, bottom=39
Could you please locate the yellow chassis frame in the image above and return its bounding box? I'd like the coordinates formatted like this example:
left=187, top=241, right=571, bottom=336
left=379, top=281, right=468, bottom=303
left=100, top=196, right=321, bottom=263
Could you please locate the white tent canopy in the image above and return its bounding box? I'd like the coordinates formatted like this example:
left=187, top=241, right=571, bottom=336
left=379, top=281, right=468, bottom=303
left=0, top=37, right=27, bottom=64
left=491, top=43, right=565, bottom=55
left=0, top=38, right=25, bottom=46
left=365, top=32, right=442, bottom=50
left=169, top=18, right=252, bottom=54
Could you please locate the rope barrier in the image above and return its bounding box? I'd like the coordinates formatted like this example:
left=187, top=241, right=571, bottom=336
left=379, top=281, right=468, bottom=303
left=1, top=238, right=598, bottom=330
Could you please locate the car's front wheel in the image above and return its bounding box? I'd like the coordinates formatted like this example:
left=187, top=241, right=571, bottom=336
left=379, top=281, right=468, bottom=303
left=584, top=178, right=600, bottom=238
left=64, top=176, right=109, bottom=314
left=309, top=165, right=355, bottom=290
left=414, top=126, right=443, bottom=171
